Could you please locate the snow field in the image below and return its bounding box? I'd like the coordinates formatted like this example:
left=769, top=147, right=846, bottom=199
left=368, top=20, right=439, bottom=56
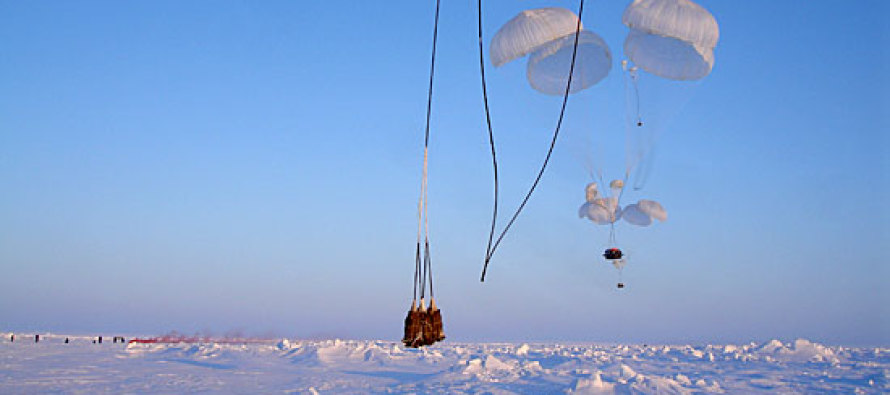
left=1, top=333, right=887, bottom=393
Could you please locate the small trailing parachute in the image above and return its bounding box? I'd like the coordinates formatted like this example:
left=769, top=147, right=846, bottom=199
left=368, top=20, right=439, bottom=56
left=579, top=181, right=667, bottom=287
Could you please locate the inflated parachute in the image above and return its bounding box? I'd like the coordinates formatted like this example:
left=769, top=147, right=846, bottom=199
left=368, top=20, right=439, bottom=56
left=489, top=7, right=611, bottom=96
left=578, top=181, right=668, bottom=288
left=490, top=8, right=583, bottom=67
left=527, top=30, right=612, bottom=95
left=478, top=0, right=718, bottom=285
left=637, top=199, right=667, bottom=222
left=622, top=0, right=719, bottom=81
left=579, top=181, right=667, bottom=228
left=579, top=197, right=620, bottom=225
left=624, top=29, right=713, bottom=81
left=622, top=0, right=718, bottom=48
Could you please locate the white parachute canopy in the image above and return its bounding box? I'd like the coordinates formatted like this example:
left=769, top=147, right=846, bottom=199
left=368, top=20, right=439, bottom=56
left=585, top=182, right=600, bottom=203
left=622, top=0, right=719, bottom=81
left=638, top=199, right=667, bottom=221
left=622, top=199, right=667, bottom=226
left=622, top=0, right=719, bottom=48
left=621, top=203, right=653, bottom=226
left=624, top=29, right=713, bottom=80
left=609, top=179, right=625, bottom=197
left=526, top=30, right=612, bottom=95
left=490, top=8, right=583, bottom=67
left=579, top=197, right=620, bottom=225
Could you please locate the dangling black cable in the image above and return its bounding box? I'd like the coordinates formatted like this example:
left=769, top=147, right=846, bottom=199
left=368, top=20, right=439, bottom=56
left=480, top=0, right=586, bottom=282
left=415, top=0, right=441, bottom=300
left=477, top=0, right=499, bottom=273
left=413, top=242, right=421, bottom=301
left=425, top=239, right=434, bottom=299
left=424, top=0, right=441, bottom=149
left=420, top=241, right=428, bottom=300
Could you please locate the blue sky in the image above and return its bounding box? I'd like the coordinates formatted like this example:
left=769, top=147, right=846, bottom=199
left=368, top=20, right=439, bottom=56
left=1, top=1, right=887, bottom=346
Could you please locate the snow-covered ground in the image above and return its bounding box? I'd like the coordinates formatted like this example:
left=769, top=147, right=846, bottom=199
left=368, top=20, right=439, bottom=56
left=1, top=333, right=887, bottom=394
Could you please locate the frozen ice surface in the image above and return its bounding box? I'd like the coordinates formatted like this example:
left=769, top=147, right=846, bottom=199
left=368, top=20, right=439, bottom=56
left=1, top=333, right=887, bottom=393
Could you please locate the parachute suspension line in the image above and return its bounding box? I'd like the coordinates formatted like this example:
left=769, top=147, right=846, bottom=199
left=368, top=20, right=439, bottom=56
left=622, top=62, right=637, bottom=182
left=415, top=0, right=440, bottom=304
left=622, top=61, right=647, bottom=191
left=623, top=61, right=642, bottom=128
left=480, top=0, right=586, bottom=282
left=418, top=148, right=430, bottom=303
left=424, top=238, right=434, bottom=299
left=477, top=0, right=499, bottom=278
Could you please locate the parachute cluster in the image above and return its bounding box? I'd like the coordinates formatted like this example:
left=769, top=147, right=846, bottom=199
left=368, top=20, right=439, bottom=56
left=486, top=0, right=719, bottom=287
left=578, top=181, right=667, bottom=227
left=491, top=0, right=718, bottom=96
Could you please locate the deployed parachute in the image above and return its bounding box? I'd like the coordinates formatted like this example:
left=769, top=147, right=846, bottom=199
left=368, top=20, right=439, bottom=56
left=489, top=7, right=611, bottom=95
left=623, top=29, right=713, bottom=81
left=637, top=199, right=667, bottom=222
left=478, top=0, right=718, bottom=285
left=622, top=0, right=719, bottom=49
left=584, top=182, right=599, bottom=203
left=621, top=0, right=720, bottom=189
left=577, top=180, right=668, bottom=287
left=527, top=30, right=612, bottom=95
left=580, top=182, right=667, bottom=228
left=490, top=8, right=583, bottom=67
left=580, top=196, right=620, bottom=225
left=622, top=0, right=718, bottom=81
left=621, top=203, right=654, bottom=226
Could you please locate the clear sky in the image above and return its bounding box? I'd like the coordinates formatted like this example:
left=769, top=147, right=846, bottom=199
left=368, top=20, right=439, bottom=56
left=1, top=1, right=887, bottom=346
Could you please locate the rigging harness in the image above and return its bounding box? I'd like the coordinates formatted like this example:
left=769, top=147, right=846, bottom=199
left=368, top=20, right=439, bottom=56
left=403, top=0, right=445, bottom=348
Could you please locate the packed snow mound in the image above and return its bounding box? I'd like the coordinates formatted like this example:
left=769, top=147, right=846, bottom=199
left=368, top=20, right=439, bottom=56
left=569, top=371, right=615, bottom=394
left=756, top=338, right=842, bottom=364
left=2, top=337, right=886, bottom=393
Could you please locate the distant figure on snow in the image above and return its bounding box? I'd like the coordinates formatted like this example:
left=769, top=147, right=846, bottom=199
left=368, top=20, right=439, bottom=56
left=35, top=334, right=39, bottom=343
left=65, top=338, right=69, bottom=344
left=98, top=336, right=102, bottom=344
left=9, top=334, right=13, bottom=342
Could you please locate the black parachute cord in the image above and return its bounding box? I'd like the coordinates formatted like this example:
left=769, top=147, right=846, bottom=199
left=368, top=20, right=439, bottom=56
left=420, top=245, right=428, bottom=301
left=424, top=0, right=441, bottom=148
left=415, top=0, right=441, bottom=303
left=425, top=238, right=434, bottom=300
left=480, top=0, right=586, bottom=282
left=477, top=0, right=500, bottom=279
left=413, top=242, right=422, bottom=302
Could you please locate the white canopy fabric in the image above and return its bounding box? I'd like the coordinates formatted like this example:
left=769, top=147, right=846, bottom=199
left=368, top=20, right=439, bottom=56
left=638, top=199, right=667, bottom=221
left=624, top=28, right=713, bottom=81
left=526, top=30, right=612, bottom=95
left=585, top=182, right=600, bottom=203
left=490, top=8, right=583, bottom=67
left=622, top=0, right=719, bottom=48
left=621, top=203, right=654, bottom=226
left=581, top=197, right=620, bottom=225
